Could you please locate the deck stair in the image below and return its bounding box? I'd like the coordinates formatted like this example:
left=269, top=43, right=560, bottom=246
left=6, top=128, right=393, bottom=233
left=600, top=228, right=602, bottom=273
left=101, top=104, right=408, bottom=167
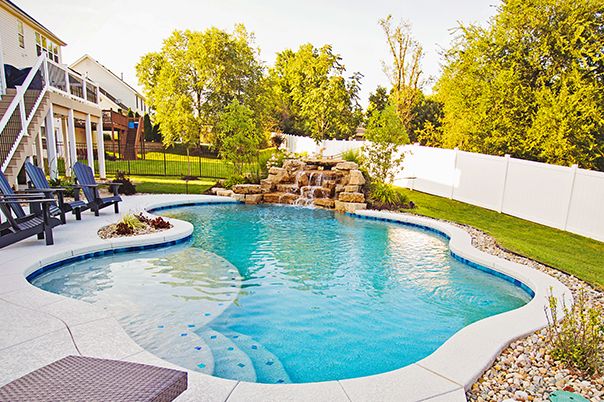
left=0, top=54, right=51, bottom=186
left=1, top=92, right=50, bottom=184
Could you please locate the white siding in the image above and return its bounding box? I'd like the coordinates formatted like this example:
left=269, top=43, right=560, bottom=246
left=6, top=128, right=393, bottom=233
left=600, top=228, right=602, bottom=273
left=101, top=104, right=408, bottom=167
left=71, top=57, right=146, bottom=115
left=0, top=6, right=62, bottom=69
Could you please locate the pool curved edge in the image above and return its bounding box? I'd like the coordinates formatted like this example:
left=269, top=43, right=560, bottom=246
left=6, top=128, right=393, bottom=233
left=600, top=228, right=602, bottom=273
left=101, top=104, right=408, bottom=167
left=12, top=195, right=572, bottom=402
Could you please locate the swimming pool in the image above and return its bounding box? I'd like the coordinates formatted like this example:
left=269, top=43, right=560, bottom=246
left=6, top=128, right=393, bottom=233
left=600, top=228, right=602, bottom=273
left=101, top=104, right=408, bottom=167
left=30, top=204, right=532, bottom=384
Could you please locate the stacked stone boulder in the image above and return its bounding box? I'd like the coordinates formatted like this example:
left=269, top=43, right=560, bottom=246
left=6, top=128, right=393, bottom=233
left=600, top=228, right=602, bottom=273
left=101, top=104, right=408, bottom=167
left=231, top=184, right=264, bottom=204
left=214, top=158, right=367, bottom=211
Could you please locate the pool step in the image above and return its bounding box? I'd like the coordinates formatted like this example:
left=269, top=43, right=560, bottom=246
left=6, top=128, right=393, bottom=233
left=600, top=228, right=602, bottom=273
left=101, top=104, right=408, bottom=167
left=221, top=330, right=291, bottom=384
left=148, top=324, right=214, bottom=375
left=198, top=329, right=257, bottom=382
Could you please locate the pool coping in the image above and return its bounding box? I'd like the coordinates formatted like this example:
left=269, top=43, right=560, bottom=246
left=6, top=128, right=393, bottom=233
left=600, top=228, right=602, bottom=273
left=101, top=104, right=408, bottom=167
left=0, top=195, right=572, bottom=402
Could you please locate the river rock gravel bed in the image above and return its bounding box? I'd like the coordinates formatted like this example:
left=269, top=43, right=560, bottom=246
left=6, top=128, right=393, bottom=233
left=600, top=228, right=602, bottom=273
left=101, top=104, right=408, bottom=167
left=451, top=223, right=603, bottom=402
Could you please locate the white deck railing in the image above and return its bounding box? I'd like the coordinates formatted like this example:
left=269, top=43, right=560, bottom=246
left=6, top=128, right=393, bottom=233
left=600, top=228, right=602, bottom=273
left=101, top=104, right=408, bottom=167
left=0, top=54, right=100, bottom=172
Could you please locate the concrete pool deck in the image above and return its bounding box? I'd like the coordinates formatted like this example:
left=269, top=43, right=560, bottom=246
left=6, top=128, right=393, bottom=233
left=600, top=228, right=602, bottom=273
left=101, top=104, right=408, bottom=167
left=0, top=194, right=571, bottom=402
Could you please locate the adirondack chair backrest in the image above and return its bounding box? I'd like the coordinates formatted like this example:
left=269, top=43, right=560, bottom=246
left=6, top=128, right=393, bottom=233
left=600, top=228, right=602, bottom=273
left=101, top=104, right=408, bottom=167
left=24, top=162, right=59, bottom=210
left=0, top=170, right=26, bottom=218
left=24, top=161, right=51, bottom=189
left=73, top=162, right=97, bottom=202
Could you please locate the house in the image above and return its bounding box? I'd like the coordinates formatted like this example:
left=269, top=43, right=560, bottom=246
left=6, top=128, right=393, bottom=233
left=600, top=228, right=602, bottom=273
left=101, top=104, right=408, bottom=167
left=70, top=54, right=148, bottom=116
left=0, top=0, right=107, bottom=186
left=70, top=54, right=147, bottom=161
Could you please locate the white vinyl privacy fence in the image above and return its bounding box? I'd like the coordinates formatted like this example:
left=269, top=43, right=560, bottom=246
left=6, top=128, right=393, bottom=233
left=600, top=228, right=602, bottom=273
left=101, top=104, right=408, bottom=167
left=282, top=134, right=604, bottom=242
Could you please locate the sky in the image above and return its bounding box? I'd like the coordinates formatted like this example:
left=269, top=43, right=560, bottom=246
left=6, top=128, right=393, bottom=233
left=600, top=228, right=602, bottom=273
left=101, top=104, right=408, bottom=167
left=19, top=0, right=500, bottom=106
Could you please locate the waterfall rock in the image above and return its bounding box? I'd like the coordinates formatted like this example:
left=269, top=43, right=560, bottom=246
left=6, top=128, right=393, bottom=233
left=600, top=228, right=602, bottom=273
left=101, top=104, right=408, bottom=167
left=232, top=194, right=246, bottom=202
left=338, top=192, right=365, bottom=203
left=232, top=184, right=263, bottom=194
left=334, top=161, right=358, bottom=171
left=348, top=170, right=366, bottom=185
left=334, top=200, right=367, bottom=213
left=344, top=185, right=360, bottom=193
left=245, top=194, right=263, bottom=204
left=313, top=198, right=335, bottom=208
left=216, top=189, right=234, bottom=197
left=260, top=179, right=275, bottom=193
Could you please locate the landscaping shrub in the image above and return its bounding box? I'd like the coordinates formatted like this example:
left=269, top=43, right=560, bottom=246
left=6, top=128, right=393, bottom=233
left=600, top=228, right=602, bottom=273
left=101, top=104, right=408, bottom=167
left=545, top=291, right=604, bottom=375
left=112, top=170, right=137, bottom=195
left=120, top=213, right=146, bottom=231
left=367, top=182, right=414, bottom=211
left=49, top=177, right=76, bottom=198
left=136, top=213, right=172, bottom=230
left=223, top=173, right=257, bottom=189
left=341, top=148, right=365, bottom=166
left=271, top=133, right=285, bottom=149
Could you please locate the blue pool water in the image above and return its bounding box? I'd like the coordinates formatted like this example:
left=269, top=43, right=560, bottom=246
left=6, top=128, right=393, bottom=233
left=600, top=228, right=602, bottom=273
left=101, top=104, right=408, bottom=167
left=31, top=204, right=531, bottom=383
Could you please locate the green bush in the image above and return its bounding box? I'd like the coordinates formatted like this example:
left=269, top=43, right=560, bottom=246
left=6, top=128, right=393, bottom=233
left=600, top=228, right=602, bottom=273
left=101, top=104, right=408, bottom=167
left=341, top=148, right=365, bottom=166
left=367, top=182, right=413, bottom=211
left=113, top=170, right=137, bottom=195
left=223, top=174, right=253, bottom=189
left=546, top=291, right=604, bottom=375
left=49, top=176, right=76, bottom=198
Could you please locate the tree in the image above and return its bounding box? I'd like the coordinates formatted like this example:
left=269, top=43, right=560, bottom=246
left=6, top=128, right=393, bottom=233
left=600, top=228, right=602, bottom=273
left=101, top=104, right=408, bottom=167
left=214, top=100, right=265, bottom=175
left=136, top=25, right=265, bottom=149
left=364, top=102, right=409, bottom=182
left=379, top=15, right=424, bottom=129
left=143, top=113, right=162, bottom=142
left=409, top=93, right=444, bottom=146
left=366, top=85, right=389, bottom=123
left=270, top=44, right=363, bottom=141
left=435, top=0, right=604, bottom=170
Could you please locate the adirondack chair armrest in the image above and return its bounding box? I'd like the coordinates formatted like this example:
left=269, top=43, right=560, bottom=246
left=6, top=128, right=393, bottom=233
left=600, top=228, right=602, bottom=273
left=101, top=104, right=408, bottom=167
left=78, top=183, right=99, bottom=188
left=0, top=198, right=55, bottom=204
left=0, top=193, right=48, bottom=199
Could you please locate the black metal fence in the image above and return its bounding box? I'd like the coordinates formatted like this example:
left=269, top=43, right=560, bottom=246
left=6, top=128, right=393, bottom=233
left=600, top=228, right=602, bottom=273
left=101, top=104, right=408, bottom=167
left=53, top=140, right=261, bottom=179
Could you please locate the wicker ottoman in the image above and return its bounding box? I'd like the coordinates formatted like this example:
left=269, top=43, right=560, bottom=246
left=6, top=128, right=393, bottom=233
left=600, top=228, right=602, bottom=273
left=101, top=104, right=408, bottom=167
left=0, top=355, right=188, bottom=402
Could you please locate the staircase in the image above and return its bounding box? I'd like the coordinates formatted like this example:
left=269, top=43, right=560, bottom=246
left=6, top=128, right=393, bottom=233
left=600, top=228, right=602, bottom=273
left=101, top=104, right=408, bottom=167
left=0, top=54, right=50, bottom=186
left=0, top=89, right=50, bottom=184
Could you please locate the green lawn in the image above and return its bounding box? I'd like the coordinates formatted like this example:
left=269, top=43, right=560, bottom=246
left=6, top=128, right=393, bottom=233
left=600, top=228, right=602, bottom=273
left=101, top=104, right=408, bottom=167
left=131, top=175, right=216, bottom=194
left=399, top=188, right=604, bottom=289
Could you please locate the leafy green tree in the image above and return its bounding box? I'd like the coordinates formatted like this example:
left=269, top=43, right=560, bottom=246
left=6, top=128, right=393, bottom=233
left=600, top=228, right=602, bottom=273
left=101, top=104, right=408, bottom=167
left=136, top=25, right=265, bottom=149
left=409, top=93, right=444, bottom=146
left=379, top=15, right=424, bottom=130
left=270, top=44, right=363, bottom=141
left=435, top=0, right=604, bottom=170
left=214, top=100, right=265, bottom=175
left=143, top=114, right=162, bottom=142
left=364, top=102, right=409, bottom=182
left=366, top=86, right=389, bottom=123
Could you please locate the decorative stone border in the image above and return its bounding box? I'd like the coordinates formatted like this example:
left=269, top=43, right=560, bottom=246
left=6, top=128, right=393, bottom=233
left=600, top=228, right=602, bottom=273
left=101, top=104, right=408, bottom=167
left=0, top=195, right=571, bottom=402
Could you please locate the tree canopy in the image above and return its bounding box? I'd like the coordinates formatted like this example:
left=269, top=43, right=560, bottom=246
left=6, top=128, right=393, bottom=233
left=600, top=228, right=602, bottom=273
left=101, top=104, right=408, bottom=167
left=435, top=0, right=604, bottom=170
left=136, top=25, right=266, bottom=148
left=269, top=44, right=363, bottom=142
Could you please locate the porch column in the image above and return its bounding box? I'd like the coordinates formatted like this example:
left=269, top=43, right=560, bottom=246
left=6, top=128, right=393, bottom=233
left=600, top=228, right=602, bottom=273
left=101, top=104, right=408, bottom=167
left=45, top=104, right=58, bottom=180
left=35, top=126, right=44, bottom=169
left=96, top=115, right=106, bottom=179
left=61, top=116, right=71, bottom=177
left=66, top=109, right=77, bottom=175
left=85, top=113, right=95, bottom=174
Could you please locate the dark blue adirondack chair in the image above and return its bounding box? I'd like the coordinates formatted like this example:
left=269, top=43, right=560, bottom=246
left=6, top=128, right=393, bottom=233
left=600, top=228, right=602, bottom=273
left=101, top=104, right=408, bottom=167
left=72, top=162, right=122, bottom=216
left=0, top=170, right=61, bottom=248
left=24, top=162, right=88, bottom=222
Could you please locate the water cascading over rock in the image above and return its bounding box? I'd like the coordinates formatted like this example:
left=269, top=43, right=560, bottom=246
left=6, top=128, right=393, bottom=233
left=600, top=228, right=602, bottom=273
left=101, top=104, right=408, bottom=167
left=216, top=159, right=367, bottom=212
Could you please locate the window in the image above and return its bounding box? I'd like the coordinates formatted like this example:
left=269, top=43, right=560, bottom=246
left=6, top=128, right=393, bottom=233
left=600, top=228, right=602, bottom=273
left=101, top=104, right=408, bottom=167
left=17, top=21, right=24, bottom=48
left=35, top=32, right=59, bottom=62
